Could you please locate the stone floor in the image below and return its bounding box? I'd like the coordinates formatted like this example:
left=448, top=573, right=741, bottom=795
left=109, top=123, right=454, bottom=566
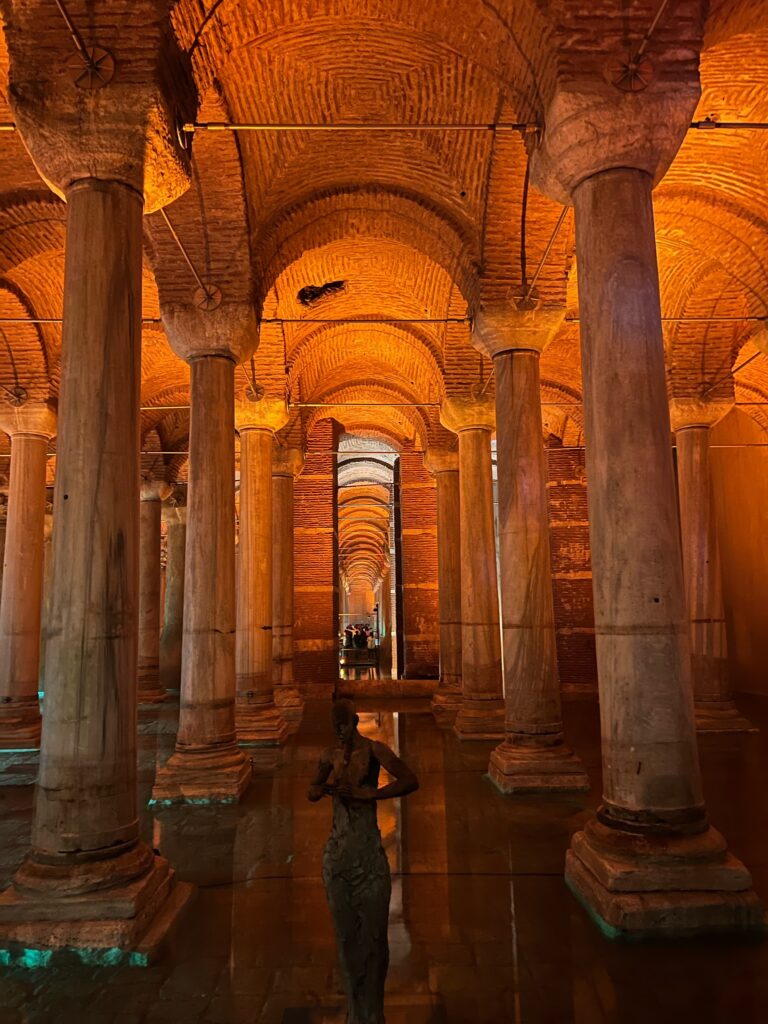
left=2, top=690, right=768, bottom=1023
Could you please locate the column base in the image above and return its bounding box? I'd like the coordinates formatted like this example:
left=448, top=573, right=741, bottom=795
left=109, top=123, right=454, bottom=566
left=0, top=849, right=194, bottom=967
left=150, top=744, right=251, bottom=805
left=431, top=687, right=462, bottom=728
left=0, top=699, right=41, bottom=750
left=488, top=738, right=590, bottom=793
left=452, top=698, right=505, bottom=741
left=137, top=689, right=169, bottom=705
left=566, top=817, right=764, bottom=938
left=274, top=685, right=304, bottom=723
left=695, top=701, right=758, bottom=734
left=236, top=700, right=290, bottom=746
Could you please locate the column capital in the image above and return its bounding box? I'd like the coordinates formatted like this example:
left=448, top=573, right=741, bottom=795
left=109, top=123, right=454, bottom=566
left=235, top=397, right=289, bottom=435
left=140, top=478, right=173, bottom=503
left=472, top=303, right=565, bottom=359
left=440, top=397, right=495, bottom=435
left=669, top=398, right=733, bottom=432
left=272, top=447, right=304, bottom=478
left=529, top=38, right=703, bottom=204
left=423, top=447, right=458, bottom=477
left=163, top=302, right=259, bottom=363
left=0, top=402, right=56, bottom=440
left=2, top=3, right=195, bottom=211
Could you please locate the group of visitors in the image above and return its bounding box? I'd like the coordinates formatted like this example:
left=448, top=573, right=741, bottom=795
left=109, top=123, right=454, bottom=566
left=343, top=624, right=377, bottom=650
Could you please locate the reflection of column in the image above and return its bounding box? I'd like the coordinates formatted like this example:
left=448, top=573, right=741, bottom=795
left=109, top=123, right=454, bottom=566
left=160, top=500, right=186, bottom=692
left=235, top=399, right=290, bottom=744
left=0, top=51, right=195, bottom=948
left=138, top=478, right=172, bottom=704
left=670, top=399, right=754, bottom=732
left=473, top=306, right=588, bottom=791
left=440, top=399, right=504, bottom=739
left=550, top=167, right=761, bottom=932
left=424, top=448, right=462, bottom=726
left=0, top=405, right=56, bottom=748
left=272, top=446, right=304, bottom=721
left=152, top=306, right=257, bottom=803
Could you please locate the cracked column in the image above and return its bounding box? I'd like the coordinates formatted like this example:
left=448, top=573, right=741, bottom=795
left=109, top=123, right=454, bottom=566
left=670, top=399, right=755, bottom=733
left=234, top=398, right=290, bottom=745
left=159, top=497, right=186, bottom=692
left=0, top=403, right=56, bottom=749
left=473, top=305, right=588, bottom=792
left=424, top=447, right=462, bottom=727
left=272, top=446, right=304, bottom=722
left=152, top=306, right=257, bottom=801
left=0, top=3, right=195, bottom=960
left=530, top=49, right=762, bottom=933
left=138, top=478, right=172, bottom=704
left=440, top=398, right=504, bottom=739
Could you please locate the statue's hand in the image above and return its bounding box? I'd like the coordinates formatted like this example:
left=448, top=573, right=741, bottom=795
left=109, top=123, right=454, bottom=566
left=308, top=784, right=330, bottom=802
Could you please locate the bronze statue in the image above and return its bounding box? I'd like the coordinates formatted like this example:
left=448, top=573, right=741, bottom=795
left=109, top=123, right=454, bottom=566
left=308, top=699, right=419, bottom=1024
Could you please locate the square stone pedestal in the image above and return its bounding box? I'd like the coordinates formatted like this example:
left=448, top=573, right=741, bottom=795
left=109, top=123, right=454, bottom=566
left=150, top=746, right=251, bottom=805
left=453, top=698, right=505, bottom=741
left=236, top=702, right=291, bottom=746
left=566, top=823, right=765, bottom=938
left=430, top=690, right=462, bottom=728
left=275, top=686, right=305, bottom=724
left=488, top=740, right=590, bottom=793
left=695, top=702, right=758, bottom=734
left=0, top=856, right=194, bottom=966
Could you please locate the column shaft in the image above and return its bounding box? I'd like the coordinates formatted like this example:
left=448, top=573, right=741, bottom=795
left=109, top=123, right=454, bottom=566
left=28, top=180, right=147, bottom=873
left=563, top=167, right=760, bottom=933
left=0, top=433, right=48, bottom=747
left=455, top=428, right=504, bottom=738
left=676, top=426, right=753, bottom=731
left=272, top=465, right=303, bottom=720
left=138, top=494, right=167, bottom=703
left=160, top=508, right=186, bottom=691
left=489, top=350, right=588, bottom=791
left=236, top=428, right=288, bottom=743
left=431, top=464, right=462, bottom=725
left=152, top=355, right=250, bottom=802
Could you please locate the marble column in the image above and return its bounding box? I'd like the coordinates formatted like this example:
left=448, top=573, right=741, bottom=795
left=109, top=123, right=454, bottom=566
left=440, top=398, right=504, bottom=739
left=152, top=306, right=259, bottom=803
left=160, top=500, right=186, bottom=692
left=424, top=448, right=462, bottom=726
left=0, top=404, right=56, bottom=748
left=234, top=399, right=290, bottom=745
left=531, top=162, right=761, bottom=931
left=138, top=478, right=172, bottom=704
left=473, top=305, right=588, bottom=792
left=670, top=399, right=755, bottom=733
left=0, top=8, right=197, bottom=961
left=272, top=446, right=304, bottom=722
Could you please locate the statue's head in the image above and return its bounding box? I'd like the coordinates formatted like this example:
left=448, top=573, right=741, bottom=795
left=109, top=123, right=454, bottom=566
left=331, top=698, right=358, bottom=744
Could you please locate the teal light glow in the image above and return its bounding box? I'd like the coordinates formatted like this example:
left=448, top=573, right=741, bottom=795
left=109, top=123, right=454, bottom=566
left=0, top=748, right=39, bottom=754
left=0, top=945, right=150, bottom=968
left=148, top=795, right=235, bottom=807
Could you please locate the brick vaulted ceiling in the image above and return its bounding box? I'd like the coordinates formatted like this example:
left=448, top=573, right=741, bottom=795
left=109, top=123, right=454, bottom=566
left=0, top=0, right=766, bottom=485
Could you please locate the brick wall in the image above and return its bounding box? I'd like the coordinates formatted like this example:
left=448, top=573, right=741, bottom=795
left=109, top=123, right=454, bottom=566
left=396, top=448, right=440, bottom=678
left=293, top=419, right=339, bottom=686
left=546, top=443, right=598, bottom=695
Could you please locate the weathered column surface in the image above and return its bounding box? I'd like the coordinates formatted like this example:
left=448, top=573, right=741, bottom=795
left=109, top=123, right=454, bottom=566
left=440, top=398, right=504, bottom=739
left=272, top=446, right=304, bottom=721
left=235, top=399, right=289, bottom=745
left=152, top=306, right=257, bottom=803
left=670, top=399, right=755, bottom=733
left=0, top=10, right=196, bottom=960
left=0, top=404, right=56, bottom=749
left=424, top=448, right=462, bottom=726
left=531, top=71, right=762, bottom=934
left=473, top=305, right=588, bottom=792
left=159, top=499, right=186, bottom=692
left=138, top=478, right=172, bottom=704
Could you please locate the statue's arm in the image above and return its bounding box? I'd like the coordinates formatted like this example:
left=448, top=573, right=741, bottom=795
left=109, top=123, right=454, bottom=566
left=307, top=750, right=334, bottom=802
left=367, top=741, right=419, bottom=801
